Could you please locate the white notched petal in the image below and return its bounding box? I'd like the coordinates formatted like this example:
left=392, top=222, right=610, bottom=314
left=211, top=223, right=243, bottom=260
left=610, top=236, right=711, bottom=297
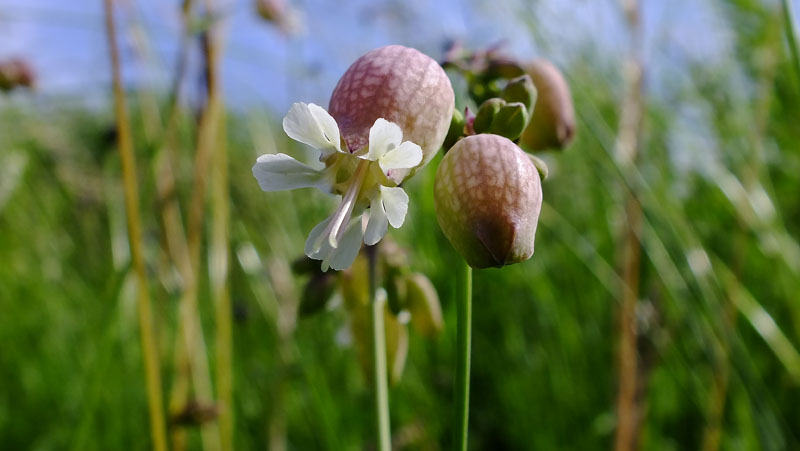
left=380, top=186, right=409, bottom=228
left=364, top=193, right=388, bottom=246
left=283, top=102, right=341, bottom=155
left=327, top=218, right=364, bottom=270
left=252, top=153, right=329, bottom=192
left=378, top=141, right=423, bottom=173
left=365, top=118, right=403, bottom=161
left=308, top=103, right=342, bottom=155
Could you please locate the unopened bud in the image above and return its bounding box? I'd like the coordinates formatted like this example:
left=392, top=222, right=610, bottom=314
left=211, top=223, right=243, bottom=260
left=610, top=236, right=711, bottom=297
left=488, top=102, right=528, bottom=141
left=384, top=305, right=409, bottom=386
left=520, top=59, right=575, bottom=151
left=501, top=74, right=537, bottom=113
left=405, top=273, right=443, bottom=337
left=485, top=57, right=525, bottom=80
left=473, top=98, right=505, bottom=135
left=0, top=58, right=35, bottom=92
left=329, top=45, right=455, bottom=177
left=255, top=0, right=300, bottom=33
left=434, top=134, right=543, bottom=268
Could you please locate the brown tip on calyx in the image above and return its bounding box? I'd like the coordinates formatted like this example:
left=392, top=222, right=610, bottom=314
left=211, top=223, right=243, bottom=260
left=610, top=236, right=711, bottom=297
left=474, top=218, right=514, bottom=268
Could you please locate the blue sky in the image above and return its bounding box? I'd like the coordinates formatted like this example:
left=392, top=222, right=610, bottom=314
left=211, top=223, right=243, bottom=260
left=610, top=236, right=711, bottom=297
left=0, top=0, right=794, bottom=115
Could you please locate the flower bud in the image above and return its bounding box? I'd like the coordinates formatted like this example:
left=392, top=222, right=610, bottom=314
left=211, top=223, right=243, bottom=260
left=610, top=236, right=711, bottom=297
left=383, top=305, right=409, bottom=386
left=501, top=74, right=537, bottom=113
left=328, top=45, right=455, bottom=177
left=488, top=102, right=528, bottom=141
left=434, top=134, right=542, bottom=268
left=255, top=0, right=300, bottom=33
left=520, top=59, right=575, bottom=151
left=405, top=273, right=443, bottom=337
left=0, top=58, right=35, bottom=92
left=472, top=98, right=505, bottom=135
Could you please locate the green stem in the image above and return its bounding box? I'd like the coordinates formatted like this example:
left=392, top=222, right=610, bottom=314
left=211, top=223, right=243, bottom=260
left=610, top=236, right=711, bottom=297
left=782, top=0, right=800, bottom=84
left=367, top=244, right=391, bottom=451
left=454, top=259, right=473, bottom=451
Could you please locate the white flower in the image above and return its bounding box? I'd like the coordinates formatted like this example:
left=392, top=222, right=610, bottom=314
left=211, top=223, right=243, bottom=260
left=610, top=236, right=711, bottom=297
left=252, top=102, right=423, bottom=271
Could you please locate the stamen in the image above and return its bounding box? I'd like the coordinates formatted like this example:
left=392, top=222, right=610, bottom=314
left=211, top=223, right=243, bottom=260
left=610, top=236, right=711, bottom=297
left=313, top=159, right=370, bottom=251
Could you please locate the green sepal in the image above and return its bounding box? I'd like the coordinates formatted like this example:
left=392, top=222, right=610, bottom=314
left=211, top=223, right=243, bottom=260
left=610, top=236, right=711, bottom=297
left=501, top=74, right=537, bottom=113
left=473, top=98, right=506, bottom=134
left=488, top=102, right=529, bottom=141
left=528, top=154, right=550, bottom=180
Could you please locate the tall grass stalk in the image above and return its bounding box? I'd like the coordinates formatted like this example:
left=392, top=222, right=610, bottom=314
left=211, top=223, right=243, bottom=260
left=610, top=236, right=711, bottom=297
left=453, top=260, right=472, bottom=451
left=614, top=1, right=645, bottom=450
left=102, top=1, right=168, bottom=450
left=367, top=244, right=391, bottom=451
left=782, top=0, right=800, bottom=83
left=210, top=102, right=233, bottom=451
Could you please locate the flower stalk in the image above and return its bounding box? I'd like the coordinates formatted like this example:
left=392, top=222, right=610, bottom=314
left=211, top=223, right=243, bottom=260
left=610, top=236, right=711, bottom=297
left=103, top=1, right=168, bottom=450
left=367, top=244, right=392, bottom=451
left=453, top=260, right=472, bottom=451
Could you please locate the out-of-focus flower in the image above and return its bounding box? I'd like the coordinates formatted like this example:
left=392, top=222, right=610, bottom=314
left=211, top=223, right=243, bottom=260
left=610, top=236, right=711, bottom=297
left=255, top=0, right=301, bottom=34
left=253, top=104, right=421, bottom=271
left=0, top=58, right=35, bottom=92
left=520, top=59, right=576, bottom=151
left=435, top=134, right=543, bottom=268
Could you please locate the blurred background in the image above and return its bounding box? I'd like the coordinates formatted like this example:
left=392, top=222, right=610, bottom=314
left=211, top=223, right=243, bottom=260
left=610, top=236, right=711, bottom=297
left=2, top=0, right=800, bottom=449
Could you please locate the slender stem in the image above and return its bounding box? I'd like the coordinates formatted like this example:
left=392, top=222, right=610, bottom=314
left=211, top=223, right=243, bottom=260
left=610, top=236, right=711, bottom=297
left=102, top=2, right=168, bottom=451
left=782, top=0, right=800, bottom=84
left=367, top=244, right=391, bottom=451
left=454, top=259, right=472, bottom=451
left=614, top=1, right=644, bottom=450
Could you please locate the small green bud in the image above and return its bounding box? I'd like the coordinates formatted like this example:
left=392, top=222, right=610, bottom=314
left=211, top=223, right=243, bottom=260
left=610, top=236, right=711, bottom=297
left=384, top=306, right=409, bottom=386
left=488, top=102, right=528, bottom=141
left=442, top=108, right=465, bottom=151
left=501, top=74, right=537, bottom=112
left=473, top=98, right=505, bottom=134
left=434, top=134, right=543, bottom=268
left=405, top=273, right=443, bottom=337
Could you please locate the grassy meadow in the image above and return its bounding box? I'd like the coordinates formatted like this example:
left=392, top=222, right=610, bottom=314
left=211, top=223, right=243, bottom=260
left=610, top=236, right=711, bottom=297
left=2, top=0, right=800, bottom=450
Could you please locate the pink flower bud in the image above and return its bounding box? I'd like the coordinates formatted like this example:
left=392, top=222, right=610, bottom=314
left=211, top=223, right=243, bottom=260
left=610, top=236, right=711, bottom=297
left=0, top=58, right=35, bottom=92
left=435, top=134, right=542, bottom=268
left=329, top=45, right=455, bottom=177
left=520, top=59, right=575, bottom=151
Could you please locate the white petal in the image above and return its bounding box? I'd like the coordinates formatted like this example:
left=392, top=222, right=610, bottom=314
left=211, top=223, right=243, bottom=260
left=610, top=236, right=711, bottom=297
left=305, top=215, right=333, bottom=257
left=378, top=141, right=423, bottom=173
left=365, top=118, right=403, bottom=161
left=380, top=186, right=409, bottom=228
left=327, top=218, right=364, bottom=270
left=282, top=102, right=341, bottom=155
left=364, top=194, right=388, bottom=245
left=308, top=103, right=342, bottom=154
left=252, top=153, right=329, bottom=192
left=305, top=216, right=363, bottom=271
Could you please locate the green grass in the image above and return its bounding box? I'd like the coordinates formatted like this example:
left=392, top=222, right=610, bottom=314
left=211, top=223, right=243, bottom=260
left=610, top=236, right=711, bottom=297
left=2, top=2, right=800, bottom=449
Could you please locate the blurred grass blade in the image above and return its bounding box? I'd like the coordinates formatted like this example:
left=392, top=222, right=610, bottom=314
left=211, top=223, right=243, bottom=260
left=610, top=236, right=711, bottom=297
left=712, top=256, right=800, bottom=382
left=782, top=0, right=800, bottom=83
